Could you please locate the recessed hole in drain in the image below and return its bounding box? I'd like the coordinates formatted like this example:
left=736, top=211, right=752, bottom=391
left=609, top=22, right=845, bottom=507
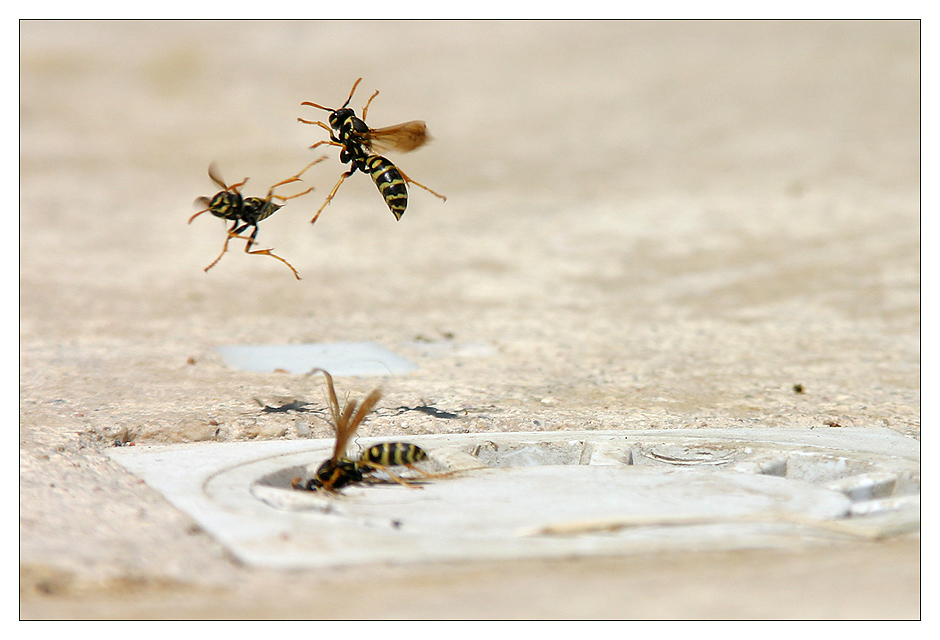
left=470, top=440, right=585, bottom=467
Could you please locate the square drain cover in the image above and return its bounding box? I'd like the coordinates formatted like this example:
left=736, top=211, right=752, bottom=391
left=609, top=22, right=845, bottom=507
left=108, top=428, right=919, bottom=569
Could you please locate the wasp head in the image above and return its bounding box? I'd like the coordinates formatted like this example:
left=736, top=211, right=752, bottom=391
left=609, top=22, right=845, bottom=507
left=329, top=108, right=356, bottom=131
left=300, top=458, right=363, bottom=492
left=207, top=191, right=243, bottom=220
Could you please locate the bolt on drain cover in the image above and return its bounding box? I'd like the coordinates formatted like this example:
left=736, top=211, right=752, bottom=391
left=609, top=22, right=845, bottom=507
left=109, top=428, right=919, bottom=568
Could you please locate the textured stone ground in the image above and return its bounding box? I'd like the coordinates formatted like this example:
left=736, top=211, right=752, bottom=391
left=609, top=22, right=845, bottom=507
left=20, top=21, right=919, bottom=619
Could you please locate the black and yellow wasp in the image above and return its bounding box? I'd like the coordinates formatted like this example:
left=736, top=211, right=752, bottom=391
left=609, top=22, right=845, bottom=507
left=291, top=369, right=433, bottom=492
left=189, top=157, right=325, bottom=279
left=298, top=77, right=446, bottom=224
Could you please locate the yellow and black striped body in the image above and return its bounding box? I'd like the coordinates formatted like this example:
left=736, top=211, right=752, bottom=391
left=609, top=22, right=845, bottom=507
left=294, top=443, right=428, bottom=492
left=241, top=197, right=282, bottom=227
left=300, top=79, right=443, bottom=223
left=363, top=155, right=407, bottom=220
left=337, top=144, right=408, bottom=220
left=360, top=442, right=427, bottom=469
left=192, top=159, right=322, bottom=279
left=205, top=192, right=281, bottom=232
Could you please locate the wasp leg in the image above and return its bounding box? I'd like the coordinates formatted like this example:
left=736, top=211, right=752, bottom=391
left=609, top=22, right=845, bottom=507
left=203, top=222, right=245, bottom=273
left=271, top=186, right=314, bottom=204
left=298, top=118, right=335, bottom=136
left=266, top=156, right=328, bottom=201
left=397, top=168, right=447, bottom=202
left=362, top=464, right=423, bottom=489
left=226, top=177, right=249, bottom=192
left=402, top=464, right=456, bottom=479
left=309, top=139, right=344, bottom=152
left=245, top=245, right=301, bottom=280
left=361, top=89, right=380, bottom=121
left=205, top=224, right=301, bottom=280
left=310, top=168, right=355, bottom=224
left=244, top=247, right=301, bottom=280
left=240, top=226, right=301, bottom=280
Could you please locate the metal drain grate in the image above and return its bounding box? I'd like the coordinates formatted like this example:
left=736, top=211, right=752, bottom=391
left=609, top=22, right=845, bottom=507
left=109, top=427, right=919, bottom=568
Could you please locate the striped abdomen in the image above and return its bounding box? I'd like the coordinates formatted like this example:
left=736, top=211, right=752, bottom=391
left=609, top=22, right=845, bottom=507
left=360, top=442, right=427, bottom=468
left=241, top=197, right=282, bottom=226
left=365, top=155, right=407, bottom=220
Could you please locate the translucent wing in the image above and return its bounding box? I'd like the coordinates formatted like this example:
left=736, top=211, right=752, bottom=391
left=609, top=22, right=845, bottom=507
left=189, top=196, right=212, bottom=223
left=207, top=163, right=228, bottom=190
left=205, top=163, right=249, bottom=193
left=349, top=389, right=383, bottom=434
left=333, top=398, right=359, bottom=461
left=307, top=368, right=382, bottom=462
left=309, top=368, right=342, bottom=431
left=366, top=121, right=430, bottom=153
left=335, top=388, right=382, bottom=461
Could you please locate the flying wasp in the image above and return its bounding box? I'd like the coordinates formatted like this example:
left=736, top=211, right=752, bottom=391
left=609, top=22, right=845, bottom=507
left=298, top=77, right=446, bottom=224
left=190, top=157, right=326, bottom=279
left=291, top=368, right=435, bottom=493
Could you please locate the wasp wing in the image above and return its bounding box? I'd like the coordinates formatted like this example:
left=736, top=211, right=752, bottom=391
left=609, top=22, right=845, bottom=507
left=207, top=163, right=228, bottom=190
left=348, top=389, right=383, bottom=435
left=331, top=388, right=382, bottom=461
left=189, top=196, right=213, bottom=223
left=332, top=398, right=359, bottom=462
left=367, top=121, right=430, bottom=153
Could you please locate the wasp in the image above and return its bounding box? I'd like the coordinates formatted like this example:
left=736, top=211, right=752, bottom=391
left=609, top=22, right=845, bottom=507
left=298, top=77, right=446, bottom=223
left=291, top=369, right=433, bottom=492
left=189, top=157, right=326, bottom=279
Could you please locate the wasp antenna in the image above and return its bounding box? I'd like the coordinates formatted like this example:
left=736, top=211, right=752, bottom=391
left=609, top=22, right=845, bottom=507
left=361, top=89, right=379, bottom=121
left=188, top=206, right=210, bottom=225
left=301, top=101, right=332, bottom=113
left=340, top=77, right=363, bottom=109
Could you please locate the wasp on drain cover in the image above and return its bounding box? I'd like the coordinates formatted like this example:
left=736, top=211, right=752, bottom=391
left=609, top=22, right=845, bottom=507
left=189, top=157, right=326, bottom=279
left=298, top=77, right=446, bottom=224
left=291, top=368, right=436, bottom=493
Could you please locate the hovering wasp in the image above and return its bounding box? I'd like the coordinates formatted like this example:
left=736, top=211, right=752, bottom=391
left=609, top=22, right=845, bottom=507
left=298, top=77, right=446, bottom=223
left=189, top=157, right=326, bottom=279
left=291, top=369, right=434, bottom=492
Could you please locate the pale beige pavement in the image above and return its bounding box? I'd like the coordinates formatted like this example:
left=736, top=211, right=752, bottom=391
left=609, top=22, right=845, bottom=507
left=20, top=21, right=919, bottom=619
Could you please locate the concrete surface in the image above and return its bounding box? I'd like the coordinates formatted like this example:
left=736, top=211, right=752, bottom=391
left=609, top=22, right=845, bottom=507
left=20, top=20, right=919, bottom=619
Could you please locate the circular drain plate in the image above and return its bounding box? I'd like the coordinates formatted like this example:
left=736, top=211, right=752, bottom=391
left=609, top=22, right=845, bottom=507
left=300, top=466, right=852, bottom=537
